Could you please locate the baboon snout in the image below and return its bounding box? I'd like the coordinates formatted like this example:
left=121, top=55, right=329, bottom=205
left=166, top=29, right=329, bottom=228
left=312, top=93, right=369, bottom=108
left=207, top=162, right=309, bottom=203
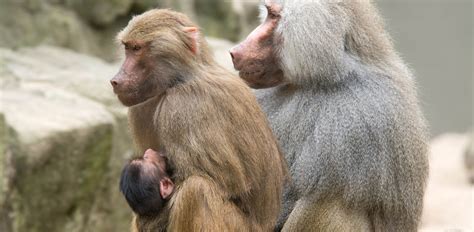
left=230, top=45, right=245, bottom=70
left=110, top=74, right=124, bottom=89
left=110, top=78, right=119, bottom=87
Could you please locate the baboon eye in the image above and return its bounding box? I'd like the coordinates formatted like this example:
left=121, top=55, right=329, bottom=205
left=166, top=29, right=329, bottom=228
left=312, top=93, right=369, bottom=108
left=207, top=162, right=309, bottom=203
left=122, top=41, right=130, bottom=50
left=133, top=45, right=142, bottom=51
left=122, top=42, right=142, bottom=51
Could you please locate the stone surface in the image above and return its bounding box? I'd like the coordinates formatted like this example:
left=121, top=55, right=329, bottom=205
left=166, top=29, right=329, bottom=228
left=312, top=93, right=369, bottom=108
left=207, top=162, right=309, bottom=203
left=206, top=37, right=236, bottom=73
left=0, top=0, right=259, bottom=61
left=0, top=46, right=131, bottom=232
left=194, top=0, right=240, bottom=41
left=0, top=0, right=108, bottom=59
left=65, top=0, right=134, bottom=27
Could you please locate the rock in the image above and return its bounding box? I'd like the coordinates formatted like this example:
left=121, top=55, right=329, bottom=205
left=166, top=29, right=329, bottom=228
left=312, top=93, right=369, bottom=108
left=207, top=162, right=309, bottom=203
left=3, top=46, right=120, bottom=105
left=230, top=0, right=260, bottom=39
left=133, top=0, right=161, bottom=11
left=206, top=37, right=236, bottom=72
left=133, top=0, right=254, bottom=41
left=0, top=0, right=120, bottom=61
left=194, top=0, right=240, bottom=41
left=0, top=111, right=15, bottom=232
left=2, top=85, right=115, bottom=232
left=0, top=46, right=132, bottom=232
left=65, top=0, right=133, bottom=27
left=0, top=0, right=258, bottom=60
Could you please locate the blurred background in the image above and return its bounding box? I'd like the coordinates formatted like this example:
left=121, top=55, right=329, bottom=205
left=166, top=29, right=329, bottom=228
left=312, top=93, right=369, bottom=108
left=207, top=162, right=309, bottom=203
left=0, top=0, right=472, bottom=231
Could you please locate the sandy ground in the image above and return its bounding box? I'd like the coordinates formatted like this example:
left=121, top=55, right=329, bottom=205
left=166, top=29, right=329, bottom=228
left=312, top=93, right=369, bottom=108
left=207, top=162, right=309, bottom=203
left=421, top=133, right=473, bottom=232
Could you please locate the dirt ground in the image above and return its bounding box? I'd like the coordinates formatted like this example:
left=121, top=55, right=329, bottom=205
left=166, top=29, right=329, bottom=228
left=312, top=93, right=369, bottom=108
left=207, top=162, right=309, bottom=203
left=421, top=133, right=473, bottom=232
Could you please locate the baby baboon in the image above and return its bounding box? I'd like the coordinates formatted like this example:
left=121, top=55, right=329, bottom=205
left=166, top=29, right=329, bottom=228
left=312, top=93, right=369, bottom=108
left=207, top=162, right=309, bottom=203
left=111, top=9, right=287, bottom=231
left=120, top=149, right=174, bottom=217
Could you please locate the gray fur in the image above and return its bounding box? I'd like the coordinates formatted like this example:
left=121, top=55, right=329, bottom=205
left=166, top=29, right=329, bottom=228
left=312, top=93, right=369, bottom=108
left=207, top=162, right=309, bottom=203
left=255, top=0, right=429, bottom=231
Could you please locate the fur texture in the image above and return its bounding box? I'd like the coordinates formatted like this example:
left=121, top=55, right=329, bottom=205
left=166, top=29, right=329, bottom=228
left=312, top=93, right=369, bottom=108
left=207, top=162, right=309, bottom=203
left=254, top=0, right=429, bottom=231
left=117, top=9, right=287, bottom=231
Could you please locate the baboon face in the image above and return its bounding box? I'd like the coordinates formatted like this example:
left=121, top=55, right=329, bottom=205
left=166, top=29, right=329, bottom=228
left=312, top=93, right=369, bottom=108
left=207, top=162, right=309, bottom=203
left=111, top=41, right=160, bottom=107
left=111, top=10, right=201, bottom=106
left=230, top=0, right=284, bottom=89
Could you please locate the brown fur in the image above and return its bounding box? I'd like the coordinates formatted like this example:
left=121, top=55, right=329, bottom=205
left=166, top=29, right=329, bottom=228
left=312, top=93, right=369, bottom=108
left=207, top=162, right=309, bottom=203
left=115, top=9, right=287, bottom=231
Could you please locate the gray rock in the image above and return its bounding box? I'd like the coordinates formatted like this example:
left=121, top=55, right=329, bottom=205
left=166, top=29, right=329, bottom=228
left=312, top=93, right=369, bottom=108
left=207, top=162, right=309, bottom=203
left=0, top=111, right=16, bottom=232
left=0, top=0, right=119, bottom=59
left=65, top=0, right=133, bottom=27
left=0, top=46, right=131, bottom=232
left=206, top=37, right=236, bottom=72
left=2, top=85, right=115, bottom=232
left=3, top=46, right=120, bottom=105
left=0, top=0, right=258, bottom=61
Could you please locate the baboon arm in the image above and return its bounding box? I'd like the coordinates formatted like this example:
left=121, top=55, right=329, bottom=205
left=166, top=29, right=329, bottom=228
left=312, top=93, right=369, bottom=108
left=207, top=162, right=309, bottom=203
left=168, top=176, right=249, bottom=232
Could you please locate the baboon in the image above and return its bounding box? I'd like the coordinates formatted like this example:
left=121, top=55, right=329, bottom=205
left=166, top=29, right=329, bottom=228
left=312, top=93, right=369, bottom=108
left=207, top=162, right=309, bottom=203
left=111, top=9, right=287, bottom=231
left=120, top=149, right=175, bottom=217
left=230, top=0, right=429, bottom=231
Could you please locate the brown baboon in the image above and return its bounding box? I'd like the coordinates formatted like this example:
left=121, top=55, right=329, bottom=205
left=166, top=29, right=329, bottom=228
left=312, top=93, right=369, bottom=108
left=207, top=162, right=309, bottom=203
left=111, top=9, right=287, bottom=232
left=230, top=0, right=429, bottom=231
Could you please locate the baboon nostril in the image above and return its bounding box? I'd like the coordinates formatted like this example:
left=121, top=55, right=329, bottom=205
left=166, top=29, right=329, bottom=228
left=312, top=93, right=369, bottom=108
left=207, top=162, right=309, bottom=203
left=110, top=80, right=118, bottom=87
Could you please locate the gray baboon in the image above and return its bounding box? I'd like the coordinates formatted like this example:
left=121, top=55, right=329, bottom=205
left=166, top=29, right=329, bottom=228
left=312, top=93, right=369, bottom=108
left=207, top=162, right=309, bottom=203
left=230, top=0, right=429, bottom=231
left=111, top=9, right=287, bottom=231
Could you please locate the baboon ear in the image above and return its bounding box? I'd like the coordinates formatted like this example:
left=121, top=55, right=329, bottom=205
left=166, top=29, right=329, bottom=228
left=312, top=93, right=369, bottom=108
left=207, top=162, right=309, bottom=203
left=184, top=27, right=199, bottom=55
left=159, top=177, right=174, bottom=199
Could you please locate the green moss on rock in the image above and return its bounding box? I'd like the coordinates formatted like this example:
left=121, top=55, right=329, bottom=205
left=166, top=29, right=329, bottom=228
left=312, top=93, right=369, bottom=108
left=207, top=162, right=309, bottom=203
left=12, top=124, right=113, bottom=232
left=194, top=0, right=241, bottom=41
